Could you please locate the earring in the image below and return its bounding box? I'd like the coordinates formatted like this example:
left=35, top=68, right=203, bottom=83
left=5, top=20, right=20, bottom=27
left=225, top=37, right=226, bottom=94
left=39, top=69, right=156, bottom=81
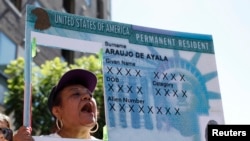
left=56, top=118, right=63, bottom=130
left=90, top=122, right=99, bottom=133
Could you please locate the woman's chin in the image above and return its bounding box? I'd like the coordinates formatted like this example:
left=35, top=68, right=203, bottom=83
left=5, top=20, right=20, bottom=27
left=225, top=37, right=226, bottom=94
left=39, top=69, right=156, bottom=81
left=80, top=116, right=96, bottom=125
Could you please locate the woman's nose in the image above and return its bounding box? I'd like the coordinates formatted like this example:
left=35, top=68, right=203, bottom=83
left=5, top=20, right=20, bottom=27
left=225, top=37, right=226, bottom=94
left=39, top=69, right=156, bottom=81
left=81, top=93, right=91, bottom=101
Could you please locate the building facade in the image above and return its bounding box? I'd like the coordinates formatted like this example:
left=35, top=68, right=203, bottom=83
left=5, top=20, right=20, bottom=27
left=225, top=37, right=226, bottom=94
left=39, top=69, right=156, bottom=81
left=0, top=0, right=111, bottom=109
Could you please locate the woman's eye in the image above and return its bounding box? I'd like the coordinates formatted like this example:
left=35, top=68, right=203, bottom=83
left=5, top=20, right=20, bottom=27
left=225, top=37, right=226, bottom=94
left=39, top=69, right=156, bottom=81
left=89, top=93, right=93, bottom=98
left=73, top=92, right=81, bottom=96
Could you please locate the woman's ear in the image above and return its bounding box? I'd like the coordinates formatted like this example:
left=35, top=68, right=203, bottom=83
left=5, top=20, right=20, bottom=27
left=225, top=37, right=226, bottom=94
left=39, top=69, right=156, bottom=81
left=52, top=106, right=61, bottom=118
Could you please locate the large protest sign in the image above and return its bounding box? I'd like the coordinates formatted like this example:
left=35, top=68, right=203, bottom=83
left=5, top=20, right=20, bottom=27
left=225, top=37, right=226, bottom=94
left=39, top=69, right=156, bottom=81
left=25, top=5, right=224, bottom=141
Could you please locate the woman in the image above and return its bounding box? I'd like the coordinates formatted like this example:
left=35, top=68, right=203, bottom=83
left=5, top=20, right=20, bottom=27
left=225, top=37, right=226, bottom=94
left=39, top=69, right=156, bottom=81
left=14, top=69, right=101, bottom=140
left=0, top=113, right=13, bottom=141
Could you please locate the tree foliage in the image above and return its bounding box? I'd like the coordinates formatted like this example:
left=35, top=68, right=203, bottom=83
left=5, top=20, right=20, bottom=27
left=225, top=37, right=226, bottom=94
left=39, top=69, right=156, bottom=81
left=4, top=55, right=105, bottom=138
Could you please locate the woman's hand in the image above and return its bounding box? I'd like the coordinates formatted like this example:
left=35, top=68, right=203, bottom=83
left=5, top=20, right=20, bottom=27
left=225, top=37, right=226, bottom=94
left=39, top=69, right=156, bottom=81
left=13, top=126, right=34, bottom=141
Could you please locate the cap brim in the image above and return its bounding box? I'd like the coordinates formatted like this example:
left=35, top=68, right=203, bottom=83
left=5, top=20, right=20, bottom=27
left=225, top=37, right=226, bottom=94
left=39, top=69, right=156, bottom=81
left=56, top=69, right=97, bottom=93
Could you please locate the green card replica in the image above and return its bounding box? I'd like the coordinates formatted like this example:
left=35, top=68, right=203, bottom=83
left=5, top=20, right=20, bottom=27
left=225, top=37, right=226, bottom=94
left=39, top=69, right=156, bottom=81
left=25, top=5, right=224, bottom=141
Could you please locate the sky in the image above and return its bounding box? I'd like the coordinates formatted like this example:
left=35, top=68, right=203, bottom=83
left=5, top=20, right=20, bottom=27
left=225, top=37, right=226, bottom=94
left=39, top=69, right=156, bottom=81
left=111, top=0, right=250, bottom=124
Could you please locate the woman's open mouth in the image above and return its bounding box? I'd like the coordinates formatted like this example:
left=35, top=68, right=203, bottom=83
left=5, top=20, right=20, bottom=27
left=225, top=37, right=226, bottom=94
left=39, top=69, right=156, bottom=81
left=81, top=102, right=93, bottom=113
